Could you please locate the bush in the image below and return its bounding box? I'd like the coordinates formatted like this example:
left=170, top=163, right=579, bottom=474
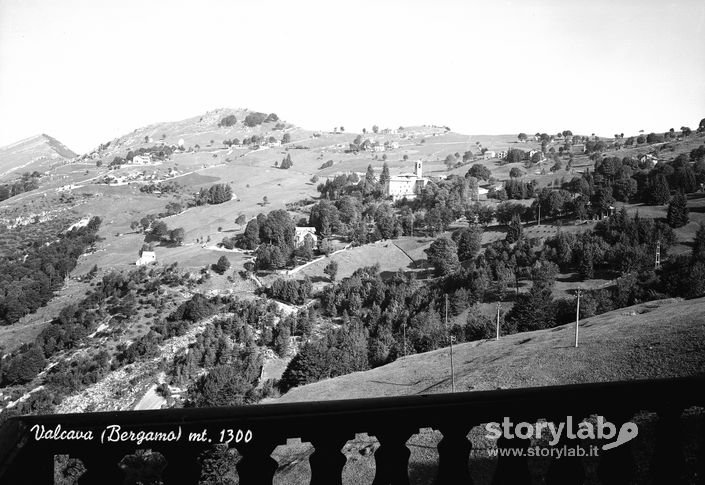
left=214, top=256, right=231, bottom=274
left=218, top=115, right=237, bottom=127
left=244, top=112, right=267, bottom=127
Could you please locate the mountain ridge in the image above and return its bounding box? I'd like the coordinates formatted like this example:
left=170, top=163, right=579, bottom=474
left=0, top=133, right=77, bottom=179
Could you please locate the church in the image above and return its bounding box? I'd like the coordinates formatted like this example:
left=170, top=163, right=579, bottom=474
left=385, top=161, right=428, bottom=201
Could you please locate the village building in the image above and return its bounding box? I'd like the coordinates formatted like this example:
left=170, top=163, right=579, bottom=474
left=483, top=151, right=497, bottom=159
left=136, top=250, right=157, bottom=266
left=132, top=154, right=152, bottom=164
left=496, top=150, right=507, bottom=159
left=385, top=160, right=428, bottom=201
left=638, top=153, right=660, bottom=167
left=294, top=227, right=317, bottom=247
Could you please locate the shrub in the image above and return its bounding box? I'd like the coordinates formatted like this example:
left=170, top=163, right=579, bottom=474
left=244, top=112, right=267, bottom=127
left=218, top=115, right=237, bottom=127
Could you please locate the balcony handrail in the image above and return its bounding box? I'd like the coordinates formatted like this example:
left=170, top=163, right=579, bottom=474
left=1, top=375, right=703, bottom=484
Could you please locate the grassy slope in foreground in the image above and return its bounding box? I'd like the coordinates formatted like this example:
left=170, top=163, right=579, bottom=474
left=272, top=296, right=705, bottom=404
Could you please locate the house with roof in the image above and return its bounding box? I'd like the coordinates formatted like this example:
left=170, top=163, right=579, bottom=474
left=294, top=227, right=317, bottom=248
left=385, top=161, right=428, bottom=201
left=132, top=154, right=152, bottom=164
left=136, top=250, right=157, bottom=266
left=483, top=151, right=497, bottom=160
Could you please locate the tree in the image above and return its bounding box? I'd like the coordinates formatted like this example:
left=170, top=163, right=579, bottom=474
left=244, top=112, right=267, bottom=127
left=444, top=154, right=456, bottom=169
left=280, top=154, right=293, bottom=169
left=467, top=164, right=491, bottom=181
left=504, top=286, right=555, bottom=332
left=425, top=236, right=460, bottom=276
left=187, top=364, right=258, bottom=407
left=324, top=260, right=339, bottom=281
left=380, top=162, right=391, bottom=187
left=591, top=187, right=616, bottom=218
left=309, top=200, right=340, bottom=237
left=2, top=346, right=47, bottom=385
left=505, top=215, right=523, bottom=243
left=667, top=192, right=689, bottom=228
left=453, top=226, right=483, bottom=261
left=241, top=219, right=260, bottom=249
left=372, top=125, right=379, bottom=133
left=218, top=115, right=237, bottom=127
left=282, top=133, right=291, bottom=144
left=235, top=214, right=247, bottom=227
left=169, top=227, right=185, bottom=245
left=518, top=133, right=528, bottom=142
left=649, top=174, right=671, bottom=205
left=694, top=222, right=705, bottom=262
left=509, top=167, right=523, bottom=179
left=214, top=256, right=231, bottom=274
left=151, top=221, right=169, bottom=239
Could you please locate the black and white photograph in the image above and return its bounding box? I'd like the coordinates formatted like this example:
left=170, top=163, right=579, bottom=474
left=0, top=0, right=704, bottom=483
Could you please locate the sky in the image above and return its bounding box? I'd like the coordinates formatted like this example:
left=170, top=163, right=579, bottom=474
left=1, top=0, right=704, bottom=153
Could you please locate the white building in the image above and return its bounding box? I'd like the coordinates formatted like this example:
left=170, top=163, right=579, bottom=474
left=132, top=154, right=151, bottom=164
left=136, top=250, right=157, bottom=266
left=385, top=160, right=428, bottom=201
left=294, top=227, right=317, bottom=247
left=483, top=151, right=497, bottom=159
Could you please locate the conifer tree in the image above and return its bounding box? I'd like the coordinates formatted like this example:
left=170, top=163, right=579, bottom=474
left=666, top=192, right=689, bottom=228
left=380, top=162, right=390, bottom=186
left=505, top=214, right=523, bottom=243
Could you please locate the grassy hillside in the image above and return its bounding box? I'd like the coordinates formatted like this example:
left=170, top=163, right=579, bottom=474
left=272, top=296, right=705, bottom=403
left=0, top=134, right=77, bottom=179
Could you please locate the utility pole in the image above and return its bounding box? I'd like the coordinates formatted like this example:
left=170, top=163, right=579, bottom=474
left=402, top=322, right=407, bottom=357
left=537, top=204, right=541, bottom=226
left=496, top=301, right=501, bottom=340
left=575, top=289, right=582, bottom=348
left=655, top=240, right=661, bottom=269
left=445, top=294, right=455, bottom=392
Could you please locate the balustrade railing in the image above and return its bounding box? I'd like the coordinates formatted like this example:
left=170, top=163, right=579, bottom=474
left=0, top=376, right=703, bottom=484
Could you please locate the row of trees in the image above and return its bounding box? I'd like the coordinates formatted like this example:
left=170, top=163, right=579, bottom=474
left=280, top=203, right=705, bottom=393
left=194, top=184, right=233, bottom=205
left=0, top=171, right=41, bottom=202
left=0, top=217, right=102, bottom=326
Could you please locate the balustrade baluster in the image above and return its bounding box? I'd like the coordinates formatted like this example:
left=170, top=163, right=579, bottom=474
left=651, top=406, right=685, bottom=485
left=5, top=445, right=54, bottom=485
left=546, top=433, right=586, bottom=485
left=308, top=433, right=351, bottom=485
left=156, top=444, right=206, bottom=484
left=76, top=445, right=130, bottom=485
left=435, top=424, right=472, bottom=485
left=596, top=411, right=636, bottom=485
left=235, top=437, right=279, bottom=485
left=371, top=427, right=415, bottom=485
left=490, top=435, right=531, bottom=485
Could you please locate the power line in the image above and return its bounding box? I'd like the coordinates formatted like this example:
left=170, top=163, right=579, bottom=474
left=445, top=294, right=455, bottom=393
left=575, top=289, right=582, bottom=348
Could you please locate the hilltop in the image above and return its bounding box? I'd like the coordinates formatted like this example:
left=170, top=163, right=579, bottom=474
left=0, top=134, right=77, bottom=179
left=271, top=296, right=705, bottom=403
